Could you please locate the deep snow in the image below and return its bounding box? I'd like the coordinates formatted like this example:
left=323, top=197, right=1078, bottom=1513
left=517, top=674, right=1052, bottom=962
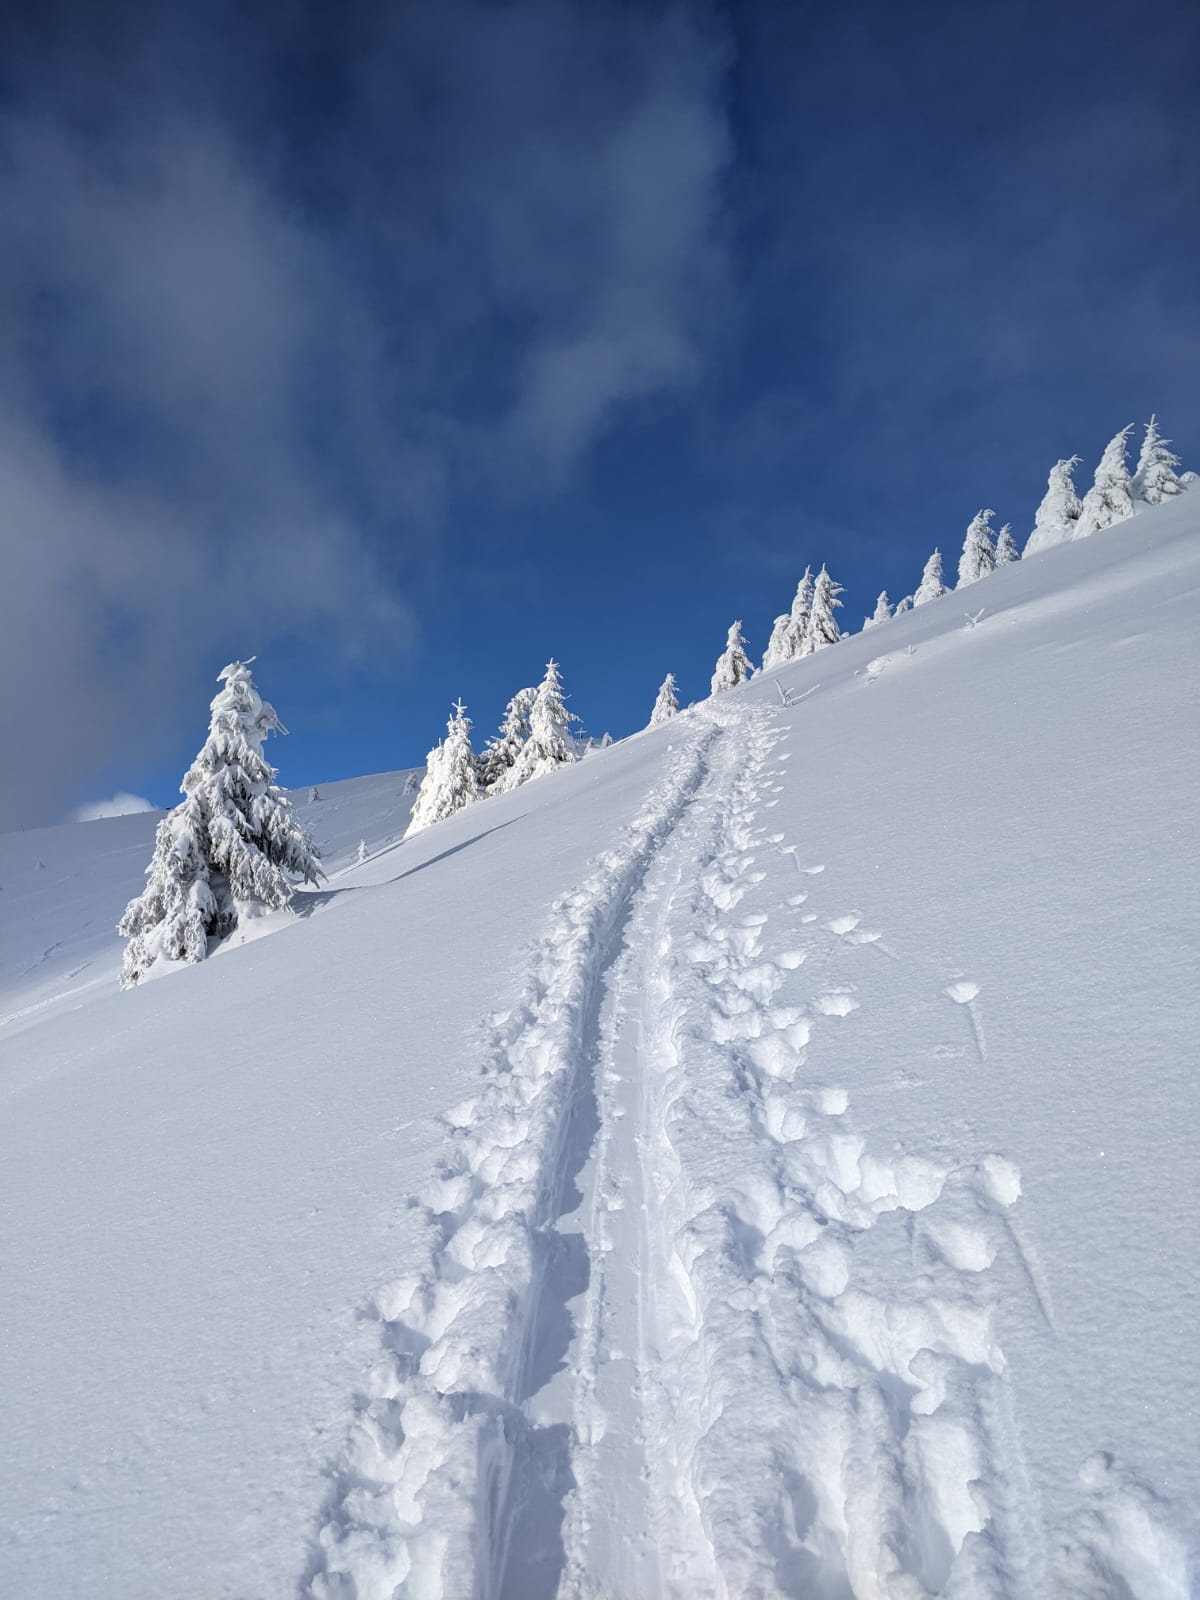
left=1, top=500, right=1197, bottom=1599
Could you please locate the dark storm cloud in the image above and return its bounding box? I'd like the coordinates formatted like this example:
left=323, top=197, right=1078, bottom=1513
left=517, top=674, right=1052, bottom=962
left=0, top=0, right=732, bottom=828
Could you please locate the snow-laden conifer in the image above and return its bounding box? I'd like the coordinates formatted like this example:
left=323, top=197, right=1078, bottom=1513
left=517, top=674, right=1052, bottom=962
left=118, top=661, right=322, bottom=987
left=711, top=621, right=753, bottom=693
left=863, top=591, right=891, bottom=630
left=1132, top=416, right=1185, bottom=506
left=763, top=569, right=816, bottom=669
left=405, top=700, right=481, bottom=837
left=893, top=595, right=913, bottom=615
left=762, top=614, right=792, bottom=671
left=357, top=839, right=368, bottom=864
left=649, top=673, right=679, bottom=726
left=1076, top=427, right=1134, bottom=538
left=913, top=550, right=947, bottom=606
left=799, top=567, right=843, bottom=654
left=1024, top=457, right=1082, bottom=554
left=957, top=509, right=997, bottom=588
left=479, top=687, right=537, bottom=792
left=500, top=660, right=580, bottom=790
left=994, top=524, right=1020, bottom=566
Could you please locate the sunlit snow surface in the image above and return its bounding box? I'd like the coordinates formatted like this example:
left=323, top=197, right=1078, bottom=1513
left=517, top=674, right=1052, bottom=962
left=1, top=501, right=1197, bottom=1599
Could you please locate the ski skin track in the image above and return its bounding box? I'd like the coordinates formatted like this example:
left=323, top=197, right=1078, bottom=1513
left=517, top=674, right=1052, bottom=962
left=307, top=707, right=728, bottom=1600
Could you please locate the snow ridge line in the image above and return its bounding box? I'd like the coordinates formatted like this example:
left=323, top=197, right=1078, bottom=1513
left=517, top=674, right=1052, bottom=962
left=307, top=712, right=725, bottom=1600
left=627, top=708, right=1038, bottom=1597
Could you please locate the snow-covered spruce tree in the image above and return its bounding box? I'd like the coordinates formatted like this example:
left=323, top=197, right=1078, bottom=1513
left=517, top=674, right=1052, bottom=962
left=763, top=568, right=816, bottom=669
left=356, top=839, right=368, bottom=864
left=711, top=621, right=753, bottom=693
left=1133, top=416, right=1185, bottom=506
left=118, top=661, right=322, bottom=987
left=863, top=591, right=891, bottom=630
left=762, top=613, right=792, bottom=671
left=913, top=549, right=947, bottom=606
left=994, top=524, right=1020, bottom=566
left=893, top=594, right=913, bottom=614
left=405, top=700, right=481, bottom=837
left=1024, top=456, right=1082, bottom=554
left=786, top=567, right=815, bottom=658
left=957, top=509, right=997, bottom=588
left=478, top=686, right=537, bottom=792
left=649, top=673, right=679, bottom=726
left=501, top=660, right=580, bottom=789
left=1076, top=426, right=1134, bottom=538
left=799, top=566, right=843, bottom=654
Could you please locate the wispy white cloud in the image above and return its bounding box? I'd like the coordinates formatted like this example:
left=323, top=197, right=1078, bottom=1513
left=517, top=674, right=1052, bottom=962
left=0, top=0, right=733, bottom=828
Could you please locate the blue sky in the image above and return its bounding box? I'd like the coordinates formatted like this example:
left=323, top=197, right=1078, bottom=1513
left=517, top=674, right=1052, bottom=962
left=2, top=0, right=1197, bottom=826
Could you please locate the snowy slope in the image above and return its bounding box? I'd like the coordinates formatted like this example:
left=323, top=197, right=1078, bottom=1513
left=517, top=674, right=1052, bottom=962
left=0, top=770, right=420, bottom=1035
left=1, top=501, right=1197, bottom=1600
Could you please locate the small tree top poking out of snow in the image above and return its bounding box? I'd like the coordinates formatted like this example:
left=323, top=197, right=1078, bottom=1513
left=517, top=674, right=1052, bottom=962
left=863, top=591, right=891, bottom=630
left=711, top=621, right=752, bottom=694
left=1025, top=456, right=1082, bottom=554
left=501, top=660, right=580, bottom=790
left=913, top=549, right=947, bottom=606
left=118, top=660, right=322, bottom=987
left=957, top=509, right=997, bottom=588
left=405, top=700, right=481, bottom=837
left=1076, top=426, right=1134, bottom=538
left=649, top=673, right=679, bottom=726
left=994, top=524, right=1020, bottom=566
left=799, top=567, right=843, bottom=654
left=1133, top=416, right=1185, bottom=506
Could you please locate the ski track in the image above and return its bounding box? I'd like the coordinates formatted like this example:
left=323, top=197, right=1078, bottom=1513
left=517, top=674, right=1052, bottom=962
left=307, top=693, right=1171, bottom=1600
left=550, top=705, right=1041, bottom=1600
left=308, top=711, right=727, bottom=1600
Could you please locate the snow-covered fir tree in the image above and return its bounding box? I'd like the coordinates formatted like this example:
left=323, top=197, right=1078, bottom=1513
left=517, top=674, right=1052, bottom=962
left=478, top=686, right=537, bottom=791
left=799, top=566, right=843, bottom=654
left=356, top=839, right=368, bottom=864
left=118, top=661, right=322, bottom=987
left=786, top=568, right=814, bottom=659
left=1076, top=426, right=1134, bottom=538
left=893, top=595, right=913, bottom=614
left=863, top=591, right=891, bottom=630
left=405, top=700, right=481, bottom=837
left=649, top=673, right=679, bottom=726
left=1024, top=456, right=1082, bottom=554
left=913, top=549, right=947, bottom=606
left=762, top=613, right=792, bottom=671
left=500, top=660, right=580, bottom=790
left=1132, top=416, right=1185, bottom=506
left=994, top=524, right=1020, bottom=566
left=711, top=621, right=753, bottom=693
left=309, top=786, right=320, bottom=803
left=957, top=509, right=997, bottom=588
left=762, top=568, right=816, bottom=669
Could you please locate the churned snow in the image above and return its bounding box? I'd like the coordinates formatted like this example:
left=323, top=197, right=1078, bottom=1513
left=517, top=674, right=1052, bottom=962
left=1, top=498, right=1197, bottom=1599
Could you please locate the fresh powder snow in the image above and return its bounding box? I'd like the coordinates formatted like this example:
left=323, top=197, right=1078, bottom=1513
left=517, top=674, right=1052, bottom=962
left=1, top=498, right=1197, bottom=1599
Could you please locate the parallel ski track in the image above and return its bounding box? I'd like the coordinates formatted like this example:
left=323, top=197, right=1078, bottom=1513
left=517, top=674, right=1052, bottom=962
left=309, top=708, right=729, bottom=1600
